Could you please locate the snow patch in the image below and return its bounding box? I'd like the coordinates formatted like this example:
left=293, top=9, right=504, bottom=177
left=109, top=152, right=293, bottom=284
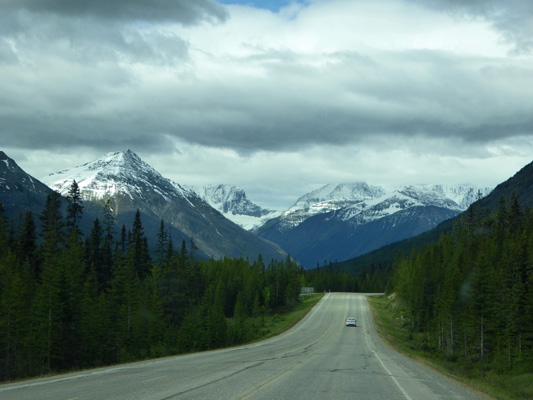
left=41, top=150, right=197, bottom=206
left=276, top=182, right=493, bottom=230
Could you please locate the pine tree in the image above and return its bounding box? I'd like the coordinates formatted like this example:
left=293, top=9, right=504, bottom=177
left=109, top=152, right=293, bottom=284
left=101, top=199, right=116, bottom=288
left=110, top=248, right=141, bottom=362
left=205, top=281, right=227, bottom=349
left=0, top=250, right=34, bottom=380
left=88, top=218, right=110, bottom=290
left=39, top=191, right=64, bottom=249
left=143, top=264, right=166, bottom=357
left=0, top=203, right=9, bottom=255
left=16, top=211, right=39, bottom=279
left=54, top=231, right=85, bottom=370
left=32, top=192, right=64, bottom=373
left=65, top=181, right=84, bottom=235
left=156, top=219, right=168, bottom=265
left=102, top=198, right=116, bottom=241
left=131, top=210, right=151, bottom=281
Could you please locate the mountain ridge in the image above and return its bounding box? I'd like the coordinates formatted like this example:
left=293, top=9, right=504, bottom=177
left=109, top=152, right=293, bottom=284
left=194, top=184, right=281, bottom=230
left=254, top=182, right=492, bottom=268
left=2, top=148, right=498, bottom=269
left=0, top=151, right=57, bottom=221
left=41, top=150, right=287, bottom=262
left=333, top=158, right=533, bottom=275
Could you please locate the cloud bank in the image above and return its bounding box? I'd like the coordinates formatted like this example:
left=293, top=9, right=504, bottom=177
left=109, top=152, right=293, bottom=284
left=1, top=0, right=532, bottom=208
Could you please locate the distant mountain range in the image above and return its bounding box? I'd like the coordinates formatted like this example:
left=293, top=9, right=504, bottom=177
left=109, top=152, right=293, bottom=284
left=43, top=150, right=287, bottom=261
left=333, top=158, right=533, bottom=275
left=253, top=183, right=491, bottom=268
left=1, top=150, right=286, bottom=262
left=194, top=180, right=492, bottom=268
left=1, top=148, right=496, bottom=268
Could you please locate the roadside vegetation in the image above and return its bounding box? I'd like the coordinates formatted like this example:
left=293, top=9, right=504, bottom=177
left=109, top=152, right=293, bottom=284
left=247, top=292, right=324, bottom=342
left=0, top=182, right=350, bottom=382
left=368, top=295, right=532, bottom=400
left=368, top=193, right=533, bottom=400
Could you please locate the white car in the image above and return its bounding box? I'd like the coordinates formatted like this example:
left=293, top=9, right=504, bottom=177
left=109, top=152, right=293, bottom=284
left=345, top=317, right=357, bottom=327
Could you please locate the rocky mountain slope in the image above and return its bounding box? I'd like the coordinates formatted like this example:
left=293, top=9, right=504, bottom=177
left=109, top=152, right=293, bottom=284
left=255, top=182, right=492, bottom=268
left=2, top=147, right=496, bottom=269
left=333, top=158, right=533, bottom=275
left=41, top=150, right=286, bottom=261
left=195, top=184, right=281, bottom=230
left=0, top=151, right=57, bottom=221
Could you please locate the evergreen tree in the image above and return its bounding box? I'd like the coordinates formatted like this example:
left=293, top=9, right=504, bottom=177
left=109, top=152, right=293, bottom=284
left=102, top=199, right=116, bottom=241
left=39, top=191, right=64, bottom=249
left=0, top=203, right=9, bottom=255
left=131, top=210, right=151, bottom=280
left=87, top=218, right=110, bottom=290
left=101, top=199, right=116, bottom=287
left=16, top=211, right=39, bottom=279
left=54, top=231, right=85, bottom=370
left=65, top=180, right=84, bottom=235
left=0, top=251, right=34, bottom=380
left=109, top=250, right=140, bottom=363
left=155, top=219, right=168, bottom=265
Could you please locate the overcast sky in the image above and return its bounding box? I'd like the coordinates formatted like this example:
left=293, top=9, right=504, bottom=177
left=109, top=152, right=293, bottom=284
left=2, top=0, right=533, bottom=209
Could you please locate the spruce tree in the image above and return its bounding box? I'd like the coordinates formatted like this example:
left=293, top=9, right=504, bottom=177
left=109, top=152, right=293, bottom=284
left=156, top=219, right=168, bottom=265
left=16, top=211, right=39, bottom=278
left=66, top=180, right=84, bottom=235
left=0, top=203, right=8, bottom=254
left=131, top=210, right=151, bottom=281
left=39, top=191, right=64, bottom=249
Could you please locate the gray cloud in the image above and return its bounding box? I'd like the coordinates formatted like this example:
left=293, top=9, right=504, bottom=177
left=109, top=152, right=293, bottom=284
left=1, top=0, right=229, bottom=25
left=146, top=48, right=532, bottom=153
left=0, top=0, right=219, bottom=64
left=2, top=44, right=531, bottom=157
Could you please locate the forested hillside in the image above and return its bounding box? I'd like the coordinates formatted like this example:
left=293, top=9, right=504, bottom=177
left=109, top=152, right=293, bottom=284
left=0, top=182, right=371, bottom=382
left=392, top=193, right=533, bottom=374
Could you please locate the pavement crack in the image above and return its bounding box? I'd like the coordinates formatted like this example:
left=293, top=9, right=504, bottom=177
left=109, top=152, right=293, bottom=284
left=160, top=361, right=265, bottom=399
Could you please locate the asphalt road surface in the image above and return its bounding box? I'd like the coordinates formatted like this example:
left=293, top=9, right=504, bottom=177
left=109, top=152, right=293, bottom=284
left=0, top=293, right=488, bottom=400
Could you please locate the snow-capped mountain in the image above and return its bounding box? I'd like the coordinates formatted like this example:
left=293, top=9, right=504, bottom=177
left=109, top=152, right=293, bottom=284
left=43, top=150, right=197, bottom=210
left=274, top=183, right=491, bottom=231
left=255, top=182, right=493, bottom=268
left=195, top=184, right=281, bottom=230
left=42, top=150, right=286, bottom=261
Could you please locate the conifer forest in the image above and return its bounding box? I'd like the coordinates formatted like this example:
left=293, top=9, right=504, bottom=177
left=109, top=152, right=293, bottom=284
left=0, top=183, right=372, bottom=381
left=392, top=194, right=533, bottom=374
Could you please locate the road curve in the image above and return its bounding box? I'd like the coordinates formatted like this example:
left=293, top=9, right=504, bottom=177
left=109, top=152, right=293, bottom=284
left=0, top=293, right=487, bottom=400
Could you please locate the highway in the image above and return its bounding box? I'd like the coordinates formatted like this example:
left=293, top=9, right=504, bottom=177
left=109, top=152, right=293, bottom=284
left=0, top=293, right=487, bottom=399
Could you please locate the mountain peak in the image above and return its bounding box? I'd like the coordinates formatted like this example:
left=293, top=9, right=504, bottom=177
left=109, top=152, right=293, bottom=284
left=71, top=149, right=143, bottom=174
left=277, top=181, right=493, bottom=233
left=0, top=151, right=37, bottom=185
left=39, top=151, right=286, bottom=262
left=41, top=150, right=190, bottom=203
left=296, top=182, right=386, bottom=204
left=0, top=151, right=15, bottom=171
left=195, top=184, right=281, bottom=230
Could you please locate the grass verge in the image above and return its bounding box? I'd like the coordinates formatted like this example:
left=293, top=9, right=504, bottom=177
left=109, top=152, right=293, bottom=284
left=367, top=294, right=533, bottom=400
left=251, top=293, right=324, bottom=341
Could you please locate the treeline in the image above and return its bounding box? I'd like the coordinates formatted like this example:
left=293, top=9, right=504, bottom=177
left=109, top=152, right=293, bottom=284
left=307, top=262, right=390, bottom=294
left=393, top=194, right=533, bottom=373
left=0, top=182, right=373, bottom=382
